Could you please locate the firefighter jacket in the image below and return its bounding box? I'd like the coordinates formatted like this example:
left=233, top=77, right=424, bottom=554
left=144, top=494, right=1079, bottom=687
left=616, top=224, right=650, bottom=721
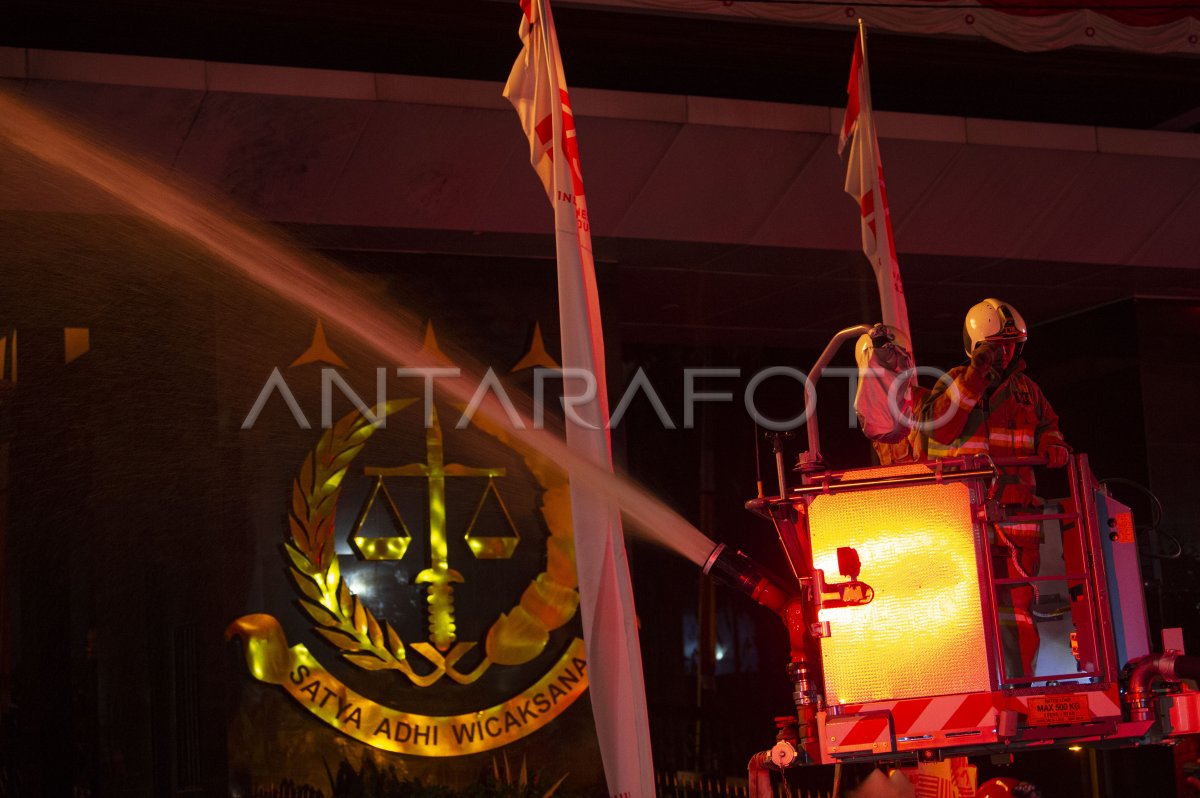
left=917, top=359, right=1067, bottom=507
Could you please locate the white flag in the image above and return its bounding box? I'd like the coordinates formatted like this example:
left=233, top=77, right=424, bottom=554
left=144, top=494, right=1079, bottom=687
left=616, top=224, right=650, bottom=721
left=839, top=24, right=914, bottom=357
left=504, top=2, right=655, bottom=796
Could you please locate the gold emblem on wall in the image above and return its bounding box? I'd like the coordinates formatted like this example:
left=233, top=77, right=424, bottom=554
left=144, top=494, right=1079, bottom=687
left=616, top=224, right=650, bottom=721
left=229, top=377, right=587, bottom=754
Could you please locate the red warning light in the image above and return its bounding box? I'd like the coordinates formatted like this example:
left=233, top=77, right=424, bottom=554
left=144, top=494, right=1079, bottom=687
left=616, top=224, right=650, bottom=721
left=1114, top=512, right=1135, bottom=544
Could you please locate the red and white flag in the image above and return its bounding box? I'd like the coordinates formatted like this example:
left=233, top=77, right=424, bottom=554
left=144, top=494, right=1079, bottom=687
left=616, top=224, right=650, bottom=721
left=504, top=2, right=655, bottom=796
left=839, top=23, right=913, bottom=357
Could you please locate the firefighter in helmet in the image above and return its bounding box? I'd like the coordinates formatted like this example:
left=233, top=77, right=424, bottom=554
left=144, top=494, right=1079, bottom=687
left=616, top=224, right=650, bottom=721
left=917, top=298, right=1070, bottom=678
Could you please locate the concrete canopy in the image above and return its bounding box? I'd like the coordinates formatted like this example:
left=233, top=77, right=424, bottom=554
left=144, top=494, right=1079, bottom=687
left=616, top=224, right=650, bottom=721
left=2, top=47, right=1199, bottom=348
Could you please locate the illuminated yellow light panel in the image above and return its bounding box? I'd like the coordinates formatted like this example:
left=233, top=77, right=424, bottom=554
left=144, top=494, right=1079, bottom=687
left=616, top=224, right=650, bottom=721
left=809, top=467, right=990, bottom=706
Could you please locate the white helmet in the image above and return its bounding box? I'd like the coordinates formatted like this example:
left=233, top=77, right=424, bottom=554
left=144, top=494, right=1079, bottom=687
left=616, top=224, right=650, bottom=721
left=963, top=298, right=1027, bottom=357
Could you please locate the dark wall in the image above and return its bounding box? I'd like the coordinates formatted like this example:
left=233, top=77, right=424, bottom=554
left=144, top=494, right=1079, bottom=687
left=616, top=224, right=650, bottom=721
left=1037, top=297, right=1200, bottom=652
left=0, top=216, right=246, bottom=796
left=5, top=328, right=92, bottom=797
left=1135, top=299, right=1200, bottom=652
left=1036, top=297, right=1200, bottom=797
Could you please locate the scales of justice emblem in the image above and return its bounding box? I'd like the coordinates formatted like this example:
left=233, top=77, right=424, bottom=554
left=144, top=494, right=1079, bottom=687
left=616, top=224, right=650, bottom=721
left=229, top=360, right=590, bottom=756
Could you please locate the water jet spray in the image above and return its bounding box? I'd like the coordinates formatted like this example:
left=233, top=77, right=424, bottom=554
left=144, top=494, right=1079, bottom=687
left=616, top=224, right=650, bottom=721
left=0, top=88, right=718, bottom=569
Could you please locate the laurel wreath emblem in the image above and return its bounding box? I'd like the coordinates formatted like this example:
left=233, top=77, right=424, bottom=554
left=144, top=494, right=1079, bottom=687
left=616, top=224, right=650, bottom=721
left=286, top=400, right=581, bottom=687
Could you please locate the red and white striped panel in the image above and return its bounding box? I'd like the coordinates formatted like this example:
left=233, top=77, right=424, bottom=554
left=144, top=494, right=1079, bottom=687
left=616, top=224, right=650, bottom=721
left=823, top=687, right=1124, bottom=758
left=824, top=693, right=997, bottom=755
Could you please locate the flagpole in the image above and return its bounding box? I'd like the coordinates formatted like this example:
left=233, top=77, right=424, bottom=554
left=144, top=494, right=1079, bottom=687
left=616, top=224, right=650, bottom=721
left=535, top=0, right=557, bottom=93
left=858, top=18, right=868, bottom=75
left=505, top=2, right=656, bottom=793
left=857, top=20, right=873, bottom=136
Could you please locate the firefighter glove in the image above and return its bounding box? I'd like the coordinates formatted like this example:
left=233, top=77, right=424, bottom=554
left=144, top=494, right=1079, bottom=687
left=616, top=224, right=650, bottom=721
left=1039, top=441, right=1069, bottom=468
left=970, top=341, right=998, bottom=375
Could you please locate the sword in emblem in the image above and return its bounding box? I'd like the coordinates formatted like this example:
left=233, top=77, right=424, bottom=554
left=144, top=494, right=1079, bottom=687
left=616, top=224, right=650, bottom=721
left=365, top=405, right=503, bottom=652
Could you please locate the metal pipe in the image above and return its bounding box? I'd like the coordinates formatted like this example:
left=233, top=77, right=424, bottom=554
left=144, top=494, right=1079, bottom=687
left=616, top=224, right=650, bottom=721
left=972, top=472, right=1007, bottom=687
left=803, top=324, right=873, bottom=463
left=819, top=454, right=973, bottom=476
left=1125, top=652, right=1200, bottom=721
left=744, top=468, right=998, bottom=523
left=787, top=468, right=996, bottom=496
left=744, top=468, right=999, bottom=521
left=1004, top=512, right=1082, bottom=522
left=1075, top=453, right=1119, bottom=682
left=785, top=603, right=823, bottom=761
left=990, top=455, right=1049, bottom=468
left=705, top=545, right=825, bottom=761
left=810, top=454, right=1012, bottom=482
left=773, top=433, right=789, bottom=500
left=993, top=575, right=1087, bottom=585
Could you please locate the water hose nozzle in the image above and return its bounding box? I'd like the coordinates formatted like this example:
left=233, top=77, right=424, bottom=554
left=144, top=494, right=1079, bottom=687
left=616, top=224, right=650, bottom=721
left=703, top=543, right=795, bottom=615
